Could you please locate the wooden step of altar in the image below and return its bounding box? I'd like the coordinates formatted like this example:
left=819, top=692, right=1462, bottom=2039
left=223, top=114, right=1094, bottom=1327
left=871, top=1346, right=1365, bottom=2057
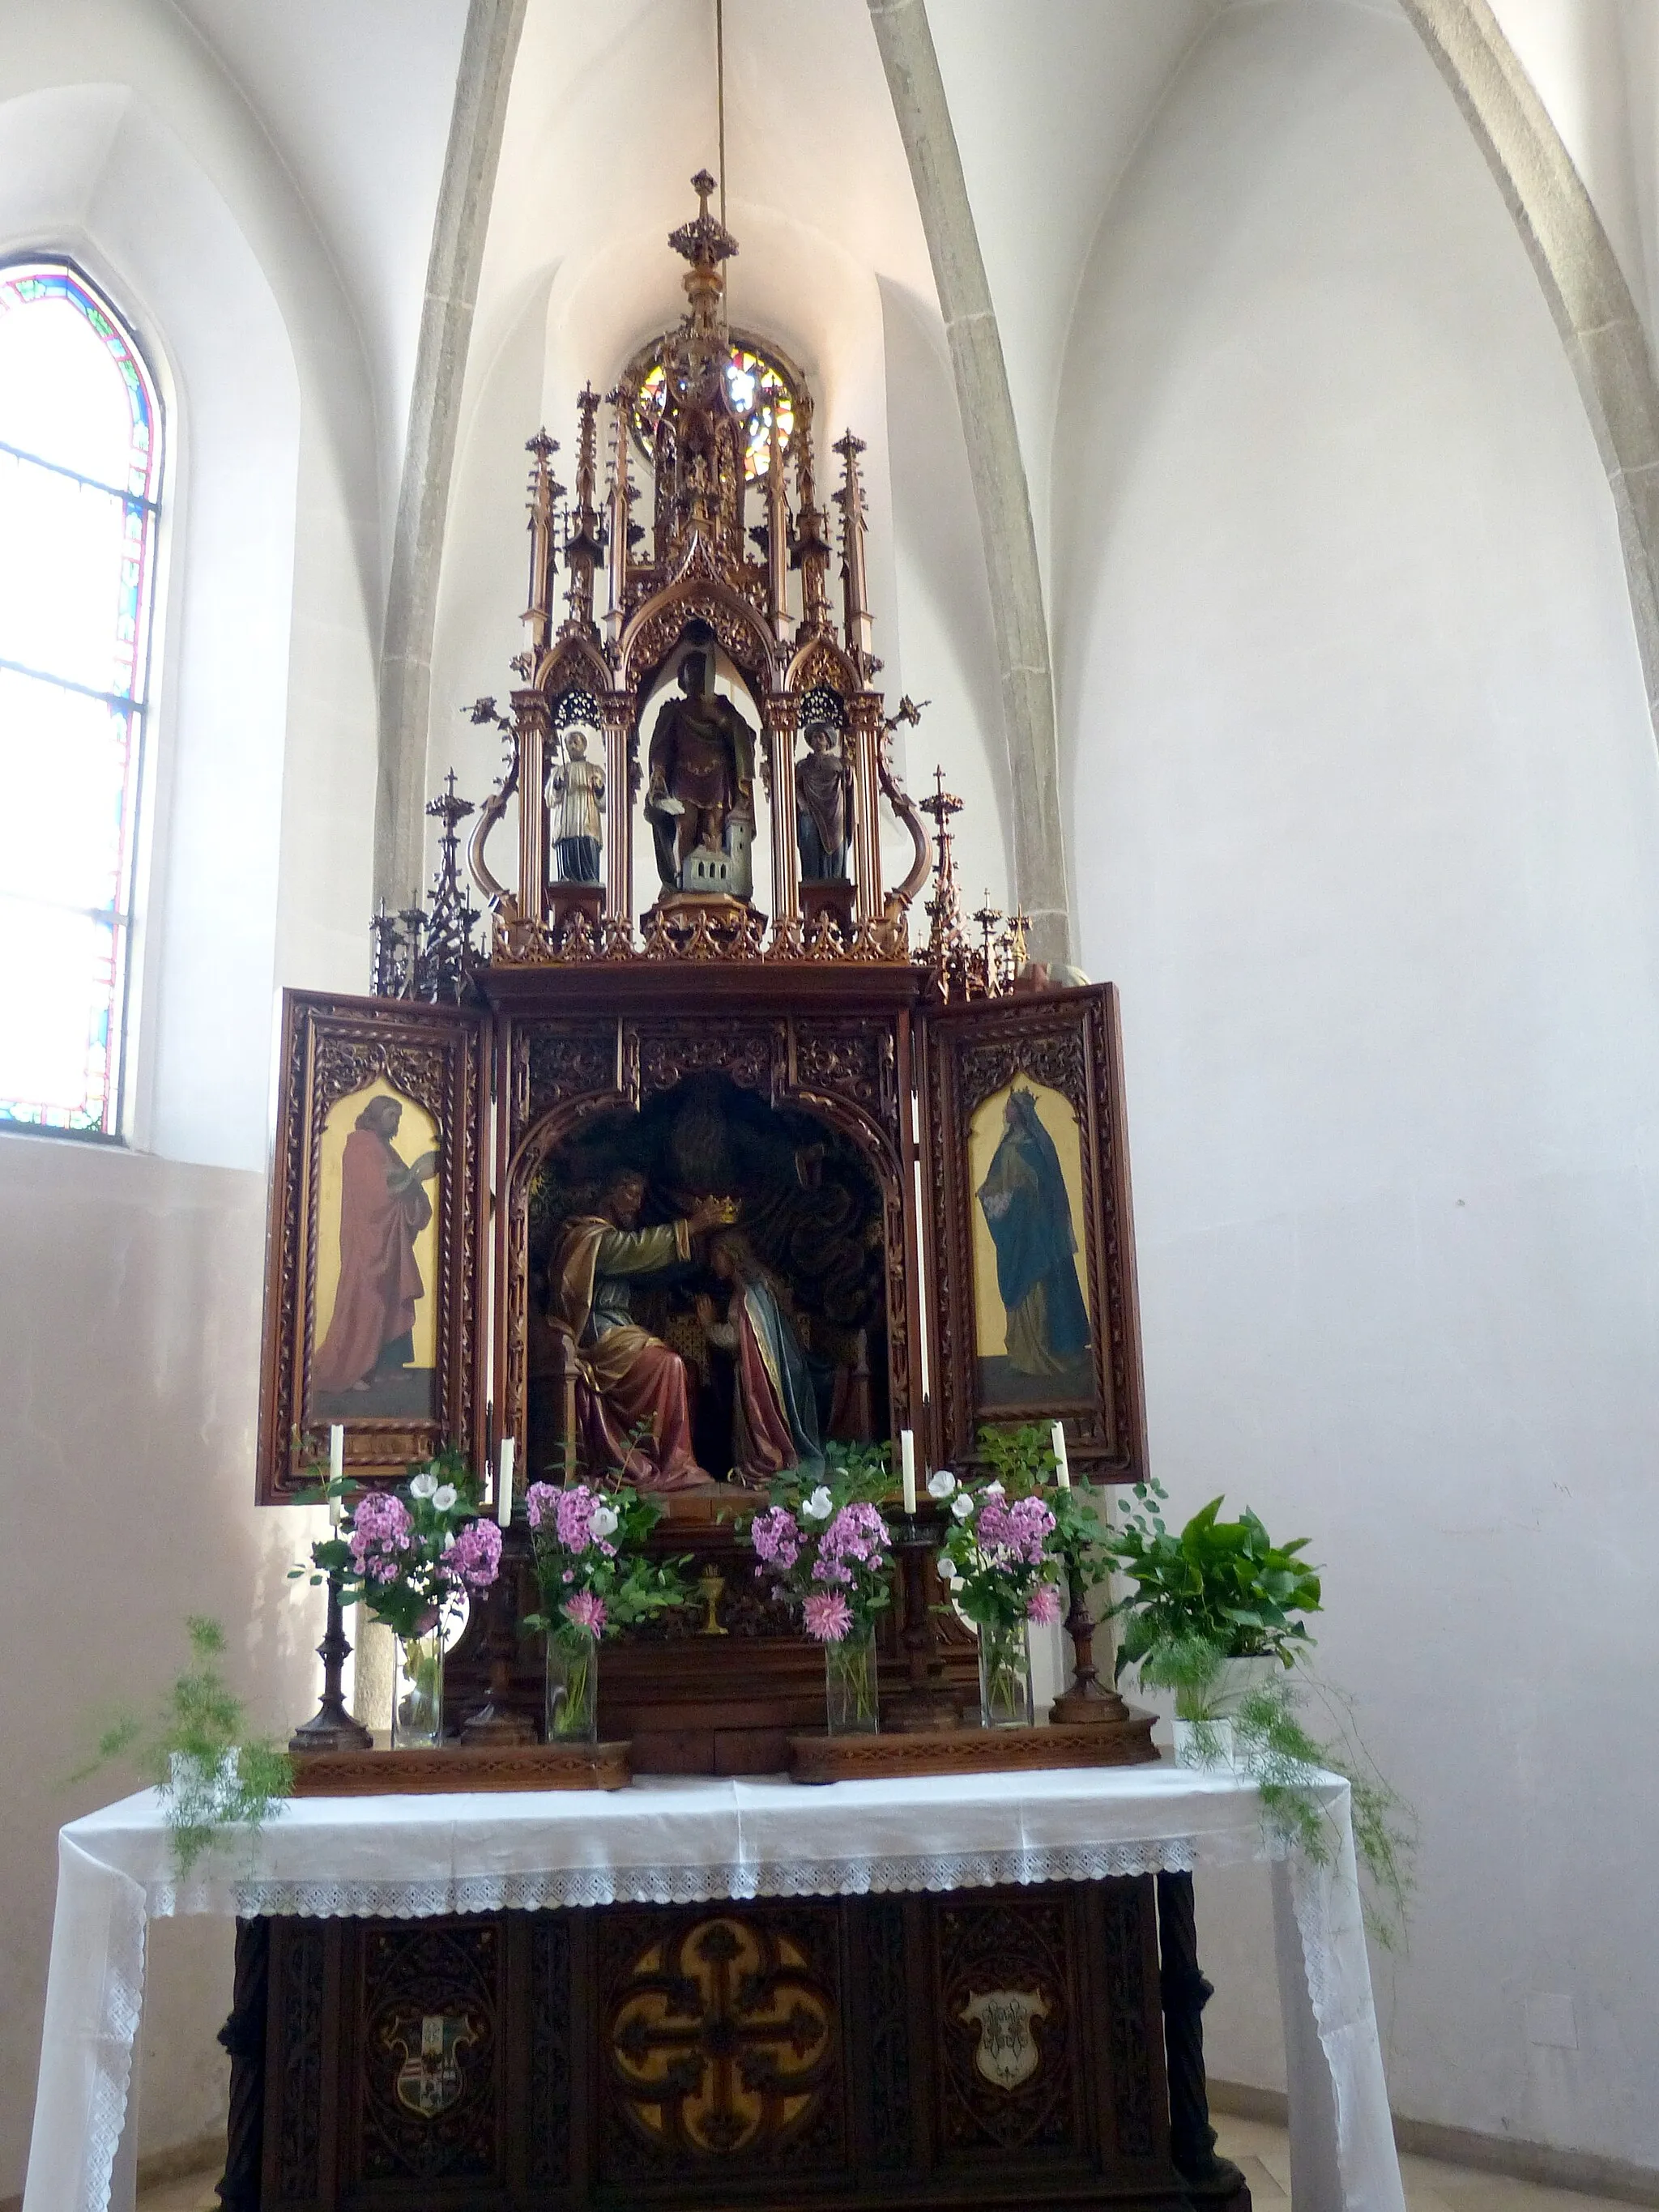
left=788, top=1713, right=1159, bottom=1784
left=289, top=1741, right=631, bottom=1795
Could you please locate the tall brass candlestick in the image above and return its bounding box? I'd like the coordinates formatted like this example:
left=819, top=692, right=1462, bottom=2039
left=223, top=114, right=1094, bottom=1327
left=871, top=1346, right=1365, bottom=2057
left=288, top=1576, right=373, bottom=1754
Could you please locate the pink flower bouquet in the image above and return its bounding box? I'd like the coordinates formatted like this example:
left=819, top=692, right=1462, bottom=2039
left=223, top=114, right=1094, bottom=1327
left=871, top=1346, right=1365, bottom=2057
left=746, top=1489, right=893, bottom=1644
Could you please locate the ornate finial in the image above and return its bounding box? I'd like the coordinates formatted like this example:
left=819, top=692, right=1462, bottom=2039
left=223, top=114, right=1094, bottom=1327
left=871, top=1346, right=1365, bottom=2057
left=668, top=172, right=737, bottom=273
left=919, top=767, right=972, bottom=999
left=1004, top=909, right=1030, bottom=982
left=973, top=891, right=1004, bottom=995
left=413, top=769, right=480, bottom=1004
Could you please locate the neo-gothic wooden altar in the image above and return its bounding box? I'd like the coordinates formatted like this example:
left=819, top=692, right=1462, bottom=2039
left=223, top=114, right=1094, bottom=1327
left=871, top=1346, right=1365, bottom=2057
left=239, top=180, right=1236, bottom=2212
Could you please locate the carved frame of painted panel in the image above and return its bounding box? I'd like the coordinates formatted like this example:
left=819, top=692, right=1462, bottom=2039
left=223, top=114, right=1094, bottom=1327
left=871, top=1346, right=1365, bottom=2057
left=494, top=1004, right=919, bottom=1496
left=257, top=991, right=488, bottom=1500
left=919, top=985, right=1147, bottom=1483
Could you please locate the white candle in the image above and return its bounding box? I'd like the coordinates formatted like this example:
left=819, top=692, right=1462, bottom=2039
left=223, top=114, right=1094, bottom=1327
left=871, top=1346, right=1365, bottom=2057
left=497, top=1436, right=515, bottom=1528
left=1051, top=1420, right=1071, bottom=1490
left=900, top=1430, right=917, bottom=1515
left=328, top=1425, right=344, bottom=1524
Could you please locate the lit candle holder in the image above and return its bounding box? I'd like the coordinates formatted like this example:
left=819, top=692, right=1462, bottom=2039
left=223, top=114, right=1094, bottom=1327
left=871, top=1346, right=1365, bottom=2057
left=900, top=1429, right=917, bottom=1516
left=1051, top=1420, right=1071, bottom=1491
left=328, top=1424, right=344, bottom=1526
left=497, top=1436, right=515, bottom=1528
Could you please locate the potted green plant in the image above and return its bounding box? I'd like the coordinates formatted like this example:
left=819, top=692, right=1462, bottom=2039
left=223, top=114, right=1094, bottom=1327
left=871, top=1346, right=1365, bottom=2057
left=73, top=1617, right=292, bottom=1877
left=1106, top=1477, right=1322, bottom=1764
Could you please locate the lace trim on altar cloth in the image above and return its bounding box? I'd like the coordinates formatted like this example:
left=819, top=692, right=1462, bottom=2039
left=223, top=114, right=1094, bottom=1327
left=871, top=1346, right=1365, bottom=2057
left=79, top=1865, right=147, bottom=2212
left=224, top=1831, right=1281, bottom=1921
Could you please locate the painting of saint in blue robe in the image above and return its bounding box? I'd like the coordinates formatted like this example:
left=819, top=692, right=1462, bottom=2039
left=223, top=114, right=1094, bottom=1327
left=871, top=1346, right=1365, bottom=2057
left=975, top=1085, right=1093, bottom=1404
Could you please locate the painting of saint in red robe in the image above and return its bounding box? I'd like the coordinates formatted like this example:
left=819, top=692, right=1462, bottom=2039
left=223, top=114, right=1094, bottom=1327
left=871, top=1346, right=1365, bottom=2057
left=313, top=1093, right=440, bottom=1417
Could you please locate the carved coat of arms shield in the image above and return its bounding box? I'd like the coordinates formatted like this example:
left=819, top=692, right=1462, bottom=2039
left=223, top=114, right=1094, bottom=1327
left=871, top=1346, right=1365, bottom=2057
left=394, top=2013, right=476, bottom=2118
left=958, top=1988, right=1051, bottom=2091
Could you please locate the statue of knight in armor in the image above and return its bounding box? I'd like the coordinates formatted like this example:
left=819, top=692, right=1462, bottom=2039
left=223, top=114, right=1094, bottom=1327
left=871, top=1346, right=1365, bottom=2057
left=643, top=647, right=757, bottom=890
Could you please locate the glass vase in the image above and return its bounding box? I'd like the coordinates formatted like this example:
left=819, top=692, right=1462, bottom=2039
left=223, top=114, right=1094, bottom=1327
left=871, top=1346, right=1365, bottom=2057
left=545, top=1630, right=599, bottom=1744
left=824, top=1624, right=879, bottom=1735
left=393, top=1627, right=444, bottom=1750
left=978, top=1619, right=1034, bottom=1729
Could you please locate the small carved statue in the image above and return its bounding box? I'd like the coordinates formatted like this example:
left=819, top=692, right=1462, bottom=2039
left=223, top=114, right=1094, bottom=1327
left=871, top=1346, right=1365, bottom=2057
left=795, top=721, right=852, bottom=882
left=644, top=647, right=757, bottom=889
left=548, top=726, right=605, bottom=884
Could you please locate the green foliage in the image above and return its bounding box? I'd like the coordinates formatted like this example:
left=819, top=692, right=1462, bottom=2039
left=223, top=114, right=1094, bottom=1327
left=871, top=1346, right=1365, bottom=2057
left=1107, top=1478, right=1321, bottom=1683
left=974, top=1423, right=1115, bottom=1591
left=1234, top=1675, right=1415, bottom=1954
left=294, top=1443, right=486, bottom=1640
left=1135, top=1631, right=1241, bottom=1720
left=71, top=1617, right=292, bottom=1878
left=820, top=1438, right=893, bottom=1502
left=523, top=1485, right=695, bottom=1641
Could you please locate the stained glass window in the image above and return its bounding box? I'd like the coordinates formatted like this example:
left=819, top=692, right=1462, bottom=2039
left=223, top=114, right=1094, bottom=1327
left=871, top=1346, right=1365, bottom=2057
left=631, top=334, right=799, bottom=481
left=0, top=262, right=161, bottom=1137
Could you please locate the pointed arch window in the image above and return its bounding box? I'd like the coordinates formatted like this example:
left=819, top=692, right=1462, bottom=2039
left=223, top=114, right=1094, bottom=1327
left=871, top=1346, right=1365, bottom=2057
left=0, top=262, right=161, bottom=1137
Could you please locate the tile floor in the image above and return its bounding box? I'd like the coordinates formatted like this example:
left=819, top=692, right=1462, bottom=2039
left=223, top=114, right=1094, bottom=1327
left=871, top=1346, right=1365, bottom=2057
left=135, top=2116, right=1646, bottom=2211
left=1213, top=2112, right=1645, bottom=2212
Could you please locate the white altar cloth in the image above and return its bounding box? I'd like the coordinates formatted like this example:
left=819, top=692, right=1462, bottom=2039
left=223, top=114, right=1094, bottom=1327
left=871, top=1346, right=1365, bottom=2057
left=24, top=1765, right=1405, bottom=2212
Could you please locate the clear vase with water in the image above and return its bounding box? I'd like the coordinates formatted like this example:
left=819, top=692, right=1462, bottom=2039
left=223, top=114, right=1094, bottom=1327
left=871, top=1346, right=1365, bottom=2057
left=545, top=1629, right=599, bottom=1743
left=824, top=1624, right=879, bottom=1735
left=978, top=1619, right=1034, bottom=1728
left=393, top=1626, right=444, bottom=1749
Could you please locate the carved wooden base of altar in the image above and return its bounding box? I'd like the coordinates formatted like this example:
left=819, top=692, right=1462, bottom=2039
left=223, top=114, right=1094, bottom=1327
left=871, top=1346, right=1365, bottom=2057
left=289, top=1743, right=631, bottom=1796
left=222, top=1878, right=1249, bottom=2212
left=787, top=1715, right=1158, bottom=1784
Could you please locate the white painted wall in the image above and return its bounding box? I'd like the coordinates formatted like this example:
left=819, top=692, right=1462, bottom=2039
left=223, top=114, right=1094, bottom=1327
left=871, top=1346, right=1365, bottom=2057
left=1054, top=0, right=1659, bottom=2168
left=0, top=9, right=383, bottom=2194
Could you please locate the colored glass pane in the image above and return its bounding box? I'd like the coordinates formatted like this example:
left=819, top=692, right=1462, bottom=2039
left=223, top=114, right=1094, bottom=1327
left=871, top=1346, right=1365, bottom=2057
left=632, top=337, right=798, bottom=481
left=0, top=263, right=160, bottom=1136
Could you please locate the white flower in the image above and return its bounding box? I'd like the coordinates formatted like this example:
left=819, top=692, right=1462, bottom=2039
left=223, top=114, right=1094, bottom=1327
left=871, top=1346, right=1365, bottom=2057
left=408, top=1470, right=437, bottom=1500
left=590, top=1503, right=620, bottom=1540
left=927, top=1468, right=957, bottom=1499
left=983, top=1480, right=1006, bottom=1500
left=938, top=1557, right=962, bottom=1585
left=802, top=1485, right=834, bottom=1522
left=950, top=1492, right=975, bottom=1521
left=432, top=1483, right=458, bottom=1512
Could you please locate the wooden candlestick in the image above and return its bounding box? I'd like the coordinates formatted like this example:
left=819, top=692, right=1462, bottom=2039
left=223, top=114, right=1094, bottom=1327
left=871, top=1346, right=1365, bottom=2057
left=461, top=1521, right=537, bottom=1745
left=1049, top=1579, right=1130, bottom=1726
left=288, top=1576, right=373, bottom=1754
left=884, top=1510, right=962, bottom=1733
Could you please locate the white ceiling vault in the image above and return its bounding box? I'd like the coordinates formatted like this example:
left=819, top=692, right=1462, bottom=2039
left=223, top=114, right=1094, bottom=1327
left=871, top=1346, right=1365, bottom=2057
left=164, top=0, right=469, bottom=552
left=142, top=0, right=1659, bottom=634
left=141, top=0, right=1659, bottom=922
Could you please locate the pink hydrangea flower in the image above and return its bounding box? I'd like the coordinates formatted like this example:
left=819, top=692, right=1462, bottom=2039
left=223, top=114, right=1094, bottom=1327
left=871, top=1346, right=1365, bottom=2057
left=802, top=1589, right=853, bottom=1643
left=750, top=1505, right=802, bottom=1571
left=563, top=1590, right=607, bottom=1636
left=442, top=1518, right=502, bottom=1592
left=348, top=1490, right=414, bottom=1581
left=1026, top=1583, right=1063, bottom=1627
left=977, top=1493, right=1055, bottom=1568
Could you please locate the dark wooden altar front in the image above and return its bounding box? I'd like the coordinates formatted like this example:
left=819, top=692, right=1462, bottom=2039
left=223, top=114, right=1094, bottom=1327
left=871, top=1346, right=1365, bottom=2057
left=221, top=1874, right=1246, bottom=2212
